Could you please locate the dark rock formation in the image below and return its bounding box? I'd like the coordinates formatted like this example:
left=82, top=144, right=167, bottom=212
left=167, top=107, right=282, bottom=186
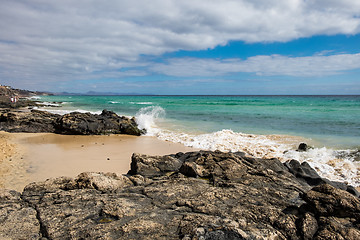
left=0, top=109, right=60, bottom=133
left=1, top=151, right=359, bottom=239
left=284, top=159, right=360, bottom=197
left=56, top=110, right=144, bottom=135
left=0, top=109, right=145, bottom=136
left=297, top=142, right=309, bottom=152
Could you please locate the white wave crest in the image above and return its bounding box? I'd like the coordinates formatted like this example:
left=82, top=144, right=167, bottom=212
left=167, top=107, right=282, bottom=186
left=37, top=108, right=102, bottom=115
left=157, top=129, right=293, bottom=159
left=284, top=148, right=360, bottom=186
left=36, top=101, right=61, bottom=107
left=156, top=129, right=360, bottom=187
left=27, top=96, right=41, bottom=100
left=130, top=102, right=153, bottom=105
left=135, top=106, right=165, bottom=136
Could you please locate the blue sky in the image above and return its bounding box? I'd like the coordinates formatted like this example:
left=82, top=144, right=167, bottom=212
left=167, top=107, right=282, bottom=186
left=0, top=0, right=360, bottom=94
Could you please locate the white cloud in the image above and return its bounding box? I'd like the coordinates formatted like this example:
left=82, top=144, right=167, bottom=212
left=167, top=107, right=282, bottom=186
left=150, top=53, right=360, bottom=77
left=0, top=0, right=360, bottom=89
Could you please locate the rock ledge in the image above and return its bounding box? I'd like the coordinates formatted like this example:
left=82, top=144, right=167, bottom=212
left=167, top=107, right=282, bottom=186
left=1, top=151, right=359, bottom=239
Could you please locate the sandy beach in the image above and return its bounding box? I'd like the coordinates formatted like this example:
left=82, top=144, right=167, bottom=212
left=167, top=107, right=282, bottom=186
left=0, top=131, right=196, bottom=192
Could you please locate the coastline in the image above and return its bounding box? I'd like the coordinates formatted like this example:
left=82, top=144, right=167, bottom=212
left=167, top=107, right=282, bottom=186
left=1, top=131, right=197, bottom=192
left=1, top=96, right=360, bottom=239
left=1, top=93, right=359, bottom=190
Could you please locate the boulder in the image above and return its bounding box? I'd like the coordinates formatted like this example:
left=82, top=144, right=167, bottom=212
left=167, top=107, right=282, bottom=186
left=1, top=151, right=359, bottom=239
left=55, top=110, right=145, bottom=135
left=0, top=109, right=145, bottom=136
left=297, top=142, right=309, bottom=151
left=0, top=109, right=59, bottom=132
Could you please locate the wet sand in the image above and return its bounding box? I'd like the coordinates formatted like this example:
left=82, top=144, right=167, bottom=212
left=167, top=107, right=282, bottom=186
left=0, top=132, right=196, bottom=192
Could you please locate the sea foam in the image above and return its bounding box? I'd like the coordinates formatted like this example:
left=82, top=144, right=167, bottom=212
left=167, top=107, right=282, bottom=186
left=37, top=108, right=103, bottom=115
left=135, top=106, right=360, bottom=187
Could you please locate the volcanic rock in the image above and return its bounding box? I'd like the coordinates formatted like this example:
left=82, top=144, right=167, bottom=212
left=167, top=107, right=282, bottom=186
left=1, top=151, right=359, bottom=239
left=0, top=109, right=145, bottom=136
left=0, top=109, right=59, bottom=132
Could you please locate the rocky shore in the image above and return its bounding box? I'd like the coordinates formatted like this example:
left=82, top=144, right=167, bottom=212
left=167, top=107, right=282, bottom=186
left=0, top=85, right=145, bottom=136
left=1, top=150, right=359, bottom=239
left=0, top=86, right=359, bottom=239
left=0, top=109, right=145, bottom=136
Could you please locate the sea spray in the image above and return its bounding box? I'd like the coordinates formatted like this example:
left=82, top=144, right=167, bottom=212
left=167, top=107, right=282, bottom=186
left=135, top=106, right=166, bottom=136
left=157, top=129, right=295, bottom=158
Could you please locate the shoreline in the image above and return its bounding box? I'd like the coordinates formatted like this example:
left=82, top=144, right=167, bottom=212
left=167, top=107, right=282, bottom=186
left=0, top=96, right=359, bottom=191
left=1, top=127, right=360, bottom=192
left=1, top=131, right=197, bottom=192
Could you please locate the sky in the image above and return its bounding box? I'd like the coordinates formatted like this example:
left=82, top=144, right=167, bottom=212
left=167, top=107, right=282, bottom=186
left=0, top=0, right=360, bottom=95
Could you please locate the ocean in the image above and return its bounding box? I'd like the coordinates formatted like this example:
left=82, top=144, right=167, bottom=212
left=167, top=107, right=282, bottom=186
left=35, top=95, right=360, bottom=186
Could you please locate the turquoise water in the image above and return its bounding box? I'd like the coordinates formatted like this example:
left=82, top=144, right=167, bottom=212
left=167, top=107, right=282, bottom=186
left=39, top=95, right=360, bottom=149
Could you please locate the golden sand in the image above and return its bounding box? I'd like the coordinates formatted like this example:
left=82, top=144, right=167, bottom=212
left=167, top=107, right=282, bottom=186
left=0, top=132, right=28, bottom=191
left=0, top=132, right=196, bottom=192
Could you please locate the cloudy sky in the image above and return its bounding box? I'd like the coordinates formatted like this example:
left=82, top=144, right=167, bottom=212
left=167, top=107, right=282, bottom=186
left=1, top=0, right=360, bottom=94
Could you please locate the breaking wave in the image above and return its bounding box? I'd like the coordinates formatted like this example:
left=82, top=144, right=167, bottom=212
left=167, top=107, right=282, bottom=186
left=135, top=106, right=166, bottom=136
left=135, top=106, right=360, bottom=187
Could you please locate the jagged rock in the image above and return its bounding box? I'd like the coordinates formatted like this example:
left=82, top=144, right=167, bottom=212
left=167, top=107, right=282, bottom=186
left=0, top=109, right=60, bottom=132
left=302, top=184, right=360, bottom=239
left=303, top=184, right=360, bottom=218
left=0, top=109, right=145, bottom=136
left=284, top=159, right=325, bottom=186
left=56, top=111, right=101, bottom=134
left=2, top=151, right=360, bottom=239
left=0, top=189, right=40, bottom=240
left=284, top=159, right=359, bottom=197
left=55, top=109, right=145, bottom=135
left=55, top=110, right=143, bottom=135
